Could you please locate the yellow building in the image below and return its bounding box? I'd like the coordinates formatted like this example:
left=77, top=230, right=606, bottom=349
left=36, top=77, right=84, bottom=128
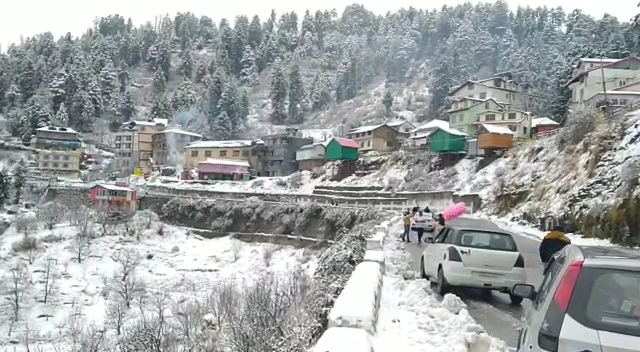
left=114, top=118, right=168, bottom=172
left=152, top=129, right=203, bottom=167
left=185, top=140, right=255, bottom=169
left=346, top=124, right=399, bottom=153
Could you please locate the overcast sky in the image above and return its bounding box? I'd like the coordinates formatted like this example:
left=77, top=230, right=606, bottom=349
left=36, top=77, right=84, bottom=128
left=1, top=0, right=637, bottom=47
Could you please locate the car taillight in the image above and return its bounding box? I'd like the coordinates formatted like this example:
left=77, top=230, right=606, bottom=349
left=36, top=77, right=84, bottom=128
left=447, top=247, right=462, bottom=262
left=514, top=254, right=525, bottom=268
left=554, top=260, right=583, bottom=312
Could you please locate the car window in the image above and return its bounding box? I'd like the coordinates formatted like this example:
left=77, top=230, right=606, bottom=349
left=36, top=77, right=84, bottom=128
left=568, top=268, right=640, bottom=337
left=455, top=230, right=518, bottom=252
left=434, top=228, right=449, bottom=243
left=534, top=258, right=564, bottom=310
left=443, top=230, right=456, bottom=244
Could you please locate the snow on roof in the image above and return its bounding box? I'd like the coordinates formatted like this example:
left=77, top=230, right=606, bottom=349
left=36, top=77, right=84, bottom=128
left=299, top=142, right=326, bottom=150
left=481, top=124, right=514, bottom=135
left=333, top=138, right=359, bottom=149
left=156, top=129, right=203, bottom=138
left=93, top=184, right=133, bottom=192
left=409, top=132, right=432, bottom=139
left=185, top=140, right=255, bottom=149
left=386, top=119, right=413, bottom=128
left=531, top=117, right=559, bottom=127
left=198, top=158, right=250, bottom=167
left=435, top=126, right=468, bottom=136
left=579, top=57, right=619, bottom=63
left=36, top=126, right=78, bottom=134
left=348, top=124, right=385, bottom=134
left=595, top=91, right=640, bottom=96
left=412, top=119, right=449, bottom=133
left=123, top=118, right=169, bottom=127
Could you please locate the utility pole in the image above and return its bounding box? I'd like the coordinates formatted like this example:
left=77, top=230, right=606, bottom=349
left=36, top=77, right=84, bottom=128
left=600, top=54, right=610, bottom=118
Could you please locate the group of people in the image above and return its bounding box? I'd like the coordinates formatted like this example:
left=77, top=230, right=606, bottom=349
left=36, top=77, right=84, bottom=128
left=402, top=206, right=445, bottom=244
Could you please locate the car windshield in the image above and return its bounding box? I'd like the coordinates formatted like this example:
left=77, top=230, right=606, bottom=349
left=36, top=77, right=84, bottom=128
left=570, top=269, right=640, bottom=336
left=456, top=231, right=518, bottom=252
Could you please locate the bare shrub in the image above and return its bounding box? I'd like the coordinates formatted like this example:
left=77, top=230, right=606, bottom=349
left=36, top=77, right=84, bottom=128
left=557, top=106, right=596, bottom=149
left=14, top=212, right=37, bottom=236
left=111, top=249, right=142, bottom=282
left=12, top=235, right=40, bottom=264
left=5, top=261, right=30, bottom=336
left=105, top=299, right=128, bottom=335
left=37, top=202, right=68, bottom=234
left=71, top=231, right=92, bottom=264
left=41, top=258, right=58, bottom=304
left=70, top=206, right=95, bottom=235
left=231, top=241, right=242, bottom=262
left=262, top=247, right=275, bottom=267
left=110, top=253, right=145, bottom=308
left=289, top=172, right=303, bottom=188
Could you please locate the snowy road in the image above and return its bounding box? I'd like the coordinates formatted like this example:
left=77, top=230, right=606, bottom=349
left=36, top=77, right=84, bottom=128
left=404, top=218, right=543, bottom=347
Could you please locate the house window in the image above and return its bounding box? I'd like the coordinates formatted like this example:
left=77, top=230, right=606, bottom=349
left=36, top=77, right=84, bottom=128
left=486, top=114, right=496, bottom=121
left=367, top=140, right=371, bottom=147
left=125, top=143, right=132, bottom=149
left=386, top=141, right=393, bottom=147
left=479, top=92, right=487, bottom=99
left=116, top=136, right=122, bottom=141
left=52, top=162, right=59, bottom=168
left=485, top=102, right=490, bottom=109
left=233, top=150, right=240, bottom=157
left=360, top=142, right=364, bottom=148
left=367, top=131, right=372, bottom=136
left=63, top=155, right=70, bottom=161
left=125, top=136, right=132, bottom=141
left=451, top=116, right=456, bottom=124
left=508, top=125, right=517, bottom=132
left=220, top=151, right=227, bottom=157
left=508, top=113, right=517, bottom=120
left=205, top=151, right=212, bottom=157
left=619, top=80, right=627, bottom=87
left=621, top=99, right=629, bottom=105
left=191, top=151, right=198, bottom=157
left=468, top=83, right=474, bottom=90
left=493, top=79, right=501, bottom=87
left=611, top=98, right=619, bottom=105
left=140, top=127, right=146, bottom=132
left=53, top=155, right=60, bottom=160
left=42, top=162, right=48, bottom=167
left=43, top=155, right=49, bottom=160
left=115, top=144, right=121, bottom=149
left=242, top=150, right=249, bottom=157
left=63, top=163, right=69, bottom=169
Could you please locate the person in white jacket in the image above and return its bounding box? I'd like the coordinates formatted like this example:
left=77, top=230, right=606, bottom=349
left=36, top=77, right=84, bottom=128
left=413, top=210, right=427, bottom=244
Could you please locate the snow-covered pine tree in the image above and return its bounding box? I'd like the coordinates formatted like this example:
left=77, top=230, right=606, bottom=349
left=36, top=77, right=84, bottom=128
left=53, top=103, right=69, bottom=126
left=152, top=67, right=167, bottom=97
left=239, top=46, right=259, bottom=86
left=270, top=58, right=288, bottom=124
left=172, top=78, right=197, bottom=111
left=211, top=111, right=233, bottom=139
left=0, top=168, right=9, bottom=209
left=119, top=91, right=137, bottom=120
left=309, top=71, right=332, bottom=111
left=195, top=62, right=208, bottom=83
left=178, top=50, right=194, bottom=79
left=288, top=62, right=306, bottom=123
left=382, top=88, right=393, bottom=116
left=248, top=15, right=264, bottom=49
left=150, top=95, right=172, bottom=121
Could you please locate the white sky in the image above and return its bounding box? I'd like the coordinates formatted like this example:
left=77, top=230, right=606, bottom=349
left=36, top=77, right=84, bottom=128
left=1, top=0, right=637, bottom=48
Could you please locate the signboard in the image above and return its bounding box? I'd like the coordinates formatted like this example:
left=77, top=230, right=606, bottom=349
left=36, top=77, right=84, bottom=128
left=133, top=168, right=144, bottom=177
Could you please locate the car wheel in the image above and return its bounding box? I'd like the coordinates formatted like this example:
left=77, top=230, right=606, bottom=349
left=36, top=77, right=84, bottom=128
left=420, top=257, right=429, bottom=279
left=435, top=267, right=450, bottom=295
left=509, top=294, right=524, bottom=306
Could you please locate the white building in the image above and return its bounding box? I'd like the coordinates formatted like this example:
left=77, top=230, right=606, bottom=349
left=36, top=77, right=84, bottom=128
left=34, top=126, right=83, bottom=177
left=114, top=118, right=168, bottom=173
left=449, top=72, right=533, bottom=112
left=408, top=119, right=450, bottom=146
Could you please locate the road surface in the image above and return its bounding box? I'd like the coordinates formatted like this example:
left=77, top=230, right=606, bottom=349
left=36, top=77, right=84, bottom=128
left=404, top=218, right=543, bottom=347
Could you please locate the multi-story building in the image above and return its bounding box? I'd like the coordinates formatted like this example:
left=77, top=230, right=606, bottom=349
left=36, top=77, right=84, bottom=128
left=449, top=72, right=533, bottom=111
left=114, top=118, right=168, bottom=173
left=565, top=56, right=640, bottom=110
left=346, top=124, right=399, bottom=153
left=262, top=129, right=314, bottom=176
left=152, top=129, right=202, bottom=167
left=474, top=110, right=533, bottom=138
left=184, top=139, right=267, bottom=175
left=447, top=97, right=509, bottom=135
left=34, top=126, right=83, bottom=177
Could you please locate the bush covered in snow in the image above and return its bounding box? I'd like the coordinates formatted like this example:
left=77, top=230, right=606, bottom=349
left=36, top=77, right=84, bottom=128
left=158, top=198, right=380, bottom=239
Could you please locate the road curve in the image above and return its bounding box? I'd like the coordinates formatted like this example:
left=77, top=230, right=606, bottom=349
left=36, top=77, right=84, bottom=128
left=404, top=218, right=543, bottom=347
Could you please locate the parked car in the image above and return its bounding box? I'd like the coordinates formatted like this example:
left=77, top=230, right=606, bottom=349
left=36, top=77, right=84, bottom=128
left=510, top=244, right=640, bottom=352
left=419, top=218, right=527, bottom=304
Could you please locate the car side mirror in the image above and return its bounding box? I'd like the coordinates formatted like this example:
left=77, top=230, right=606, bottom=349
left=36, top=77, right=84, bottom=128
left=511, top=284, right=536, bottom=300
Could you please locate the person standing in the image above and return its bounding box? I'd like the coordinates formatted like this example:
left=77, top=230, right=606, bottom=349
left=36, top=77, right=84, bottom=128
left=402, top=210, right=412, bottom=242
left=413, top=210, right=427, bottom=244
left=539, top=225, right=571, bottom=264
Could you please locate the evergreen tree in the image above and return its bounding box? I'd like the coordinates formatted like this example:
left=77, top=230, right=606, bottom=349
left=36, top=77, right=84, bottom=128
left=117, top=63, right=130, bottom=94
left=195, top=62, right=208, bottom=83
left=12, top=159, right=27, bottom=205
left=239, top=46, right=259, bottom=86
left=151, top=95, right=172, bottom=121
left=270, top=58, right=288, bottom=124
left=98, top=62, right=118, bottom=109
left=53, top=103, right=69, bottom=126
left=310, top=71, right=332, bottom=111
left=172, top=78, right=198, bottom=111
left=288, top=62, right=306, bottom=123
left=119, top=91, right=137, bottom=120
left=152, top=67, right=167, bottom=97
left=248, top=15, right=263, bottom=49
left=0, top=168, right=10, bottom=209
left=382, top=88, right=393, bottom=116
left=179, top=50, right=194, bottom=79
left=211, top=111, right=233, bottom=139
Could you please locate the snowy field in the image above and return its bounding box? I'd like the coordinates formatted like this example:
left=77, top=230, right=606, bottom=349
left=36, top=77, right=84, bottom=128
left=0, top=215, right=317, bottom=351
left=375, top=222, right=509, bottom=352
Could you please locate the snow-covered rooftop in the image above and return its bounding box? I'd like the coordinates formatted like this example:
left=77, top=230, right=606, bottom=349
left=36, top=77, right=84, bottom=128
left=436, top=126, right=468, bottom=136
left=531, top=117, right=559, bottom=127
left=481, top=124, right=514, bottom=135
left=36, top=126, right=78, bottom=134
left=156, top=129, right=203, bottom=138
left=185, top=140, right=255, bottom=149
left=386, top=119, right=413, bottom=128
left=93, top=183, right=133, bottom=192
left=349, top=124, right=384, bottom=134
left=411, top=119, right=449, bottom=133
left=198, top=158, right=250, bottom=167
left=579, top=57, right=619, bottom=63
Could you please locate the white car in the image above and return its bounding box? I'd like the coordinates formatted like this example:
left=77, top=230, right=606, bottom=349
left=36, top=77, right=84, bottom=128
left=419, top=218, right=527, bottom=305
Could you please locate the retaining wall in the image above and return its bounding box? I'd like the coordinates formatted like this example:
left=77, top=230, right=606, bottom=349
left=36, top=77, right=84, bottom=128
left=312, top=220, right=390, bottom=351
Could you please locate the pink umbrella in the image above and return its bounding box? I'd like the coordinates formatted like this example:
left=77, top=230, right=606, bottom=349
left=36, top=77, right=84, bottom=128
left=443, top=202, right=466, bottom=221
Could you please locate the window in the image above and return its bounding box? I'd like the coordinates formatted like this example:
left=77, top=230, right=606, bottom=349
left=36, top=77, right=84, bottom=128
left=233, top=150, right=240, bottom=157
left=479, top=92, right=487, bottom=99
left=191, top=151, right=198, bottom=157
left=116, top=136, right=122, bottom=141
left=53, top=155, right=60, bottom=161
left=242, top=150, right=249, bottom=157
left=568, top=269, right=640, bottom=337
left=205, top=151, right=212, bottom=157
left=367, top=131, right=372, bottom=136
left=508, top=125, right=517, bottom=132
left=611, top=98, right=619, bottom=105
left=43, top=155, right=49, bottom=160
left=42, top=162, right=49, bottom=167
left=367, top=140, right=371, bottom=147
left=63, top=163, right=69, bottom=169
left=508, top=112, right=517, bottom=120
left=386, top=140, right=393, bottom=147
left=52, top=162, right=59, bottom=168
left=468, top=83, right=474, bottom=90
left=115, top=144, right=121, bottom=149
left=493, top=78, right=501, bottom=87
left=456, top=231, right=518, bottom=252
left=125, top=143, right=132, bottom=149
left=485, top=102, right=490, bottom=109
left=451, top=116, right=456, bottom=124
left=281, top=139, right=288, bottom=144
left=251, top=150, right=257, bottom=156
left=621, top=99, right=629, bottom=105
left=125, top=136, right=132, bottom=141
left=619, top=80, right=628, bottom=87
left=533, top=257, right=564, bottom=309
left=63, top=155, right=70, bottom=161
left=220, top=151, right=227, bottom=157
left=486, top=114, right=496, bottom=121
left=523, top=127, right=528, bottom=135
left=434, top=228, right=450, bottom=243
left=140, top=127, right=145, bottom=132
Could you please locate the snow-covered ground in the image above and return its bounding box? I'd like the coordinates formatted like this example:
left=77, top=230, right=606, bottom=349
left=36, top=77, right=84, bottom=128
left=375, top=223, right=509, bottom=352
left=0, top=217, right=317, bottom=350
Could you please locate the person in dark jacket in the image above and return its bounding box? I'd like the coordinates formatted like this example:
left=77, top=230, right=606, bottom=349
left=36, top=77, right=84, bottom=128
left=539, top=226, right=571, bottom=264
left=437, top=214, right=445, bottom=226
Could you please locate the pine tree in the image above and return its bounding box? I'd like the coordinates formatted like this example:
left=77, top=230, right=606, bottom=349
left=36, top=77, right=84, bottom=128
left=211, top=111, right=233, bottom=139
left=117, top=63, right=130, bottom=94
left=195, top=62, right=208, bottom=83
left=12, top=159, right=27, bottom=205
left=53, top=103, right=69, bottom=126
left=239, top=46, right=259, bottom=86
left=382, top=88, right=393, bottom=116
left=151, top=95, right=172, bottom=121
left=270, top=58, right=288, bottom=124
left=172, top=78, right=197, bottom=111
left=49, top=68, right=67, bottom=113
left=310, top=71, right=332, bottom=111
left=179, top=50, right=194, bottom=79
left=0, top=168, right=9, bottom=209
left=99, top=62, right=118, bottom=109
left=119, top=91, right=137, bottom=120
left=152, top=67, right=167, bottom=97
left=288, top=62, right=306, bottom=123
left=248, top=15, right=263, bottom=49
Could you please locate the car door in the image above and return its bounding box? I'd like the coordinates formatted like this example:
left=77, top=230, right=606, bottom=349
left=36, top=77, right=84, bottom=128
left=519, top=256, right=566, bottom=351
left=425, top=228, right=451, bottom=277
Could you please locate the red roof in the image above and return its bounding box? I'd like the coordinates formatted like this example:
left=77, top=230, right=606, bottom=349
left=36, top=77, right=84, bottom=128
left=334, top=138, right=359, bottom=149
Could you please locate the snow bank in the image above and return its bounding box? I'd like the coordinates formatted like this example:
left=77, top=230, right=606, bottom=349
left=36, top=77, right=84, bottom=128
left=313, top=327, right=374, bottom=352
left=489, top=216, right=614, bottom=246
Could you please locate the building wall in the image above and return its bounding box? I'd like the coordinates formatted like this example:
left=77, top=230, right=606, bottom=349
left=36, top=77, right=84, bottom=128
left=451, top=81, right=529, bottom=111
left=185, top=146, right=253, bottom=169
left=476, top=111, right=531, bottom=138
left=478, top=133, right=513, bottom=150
left=299, top=159, right=325, bottom=171
left=348, top=126, right=397, bottom=153
left=38, top=150, right=82, bottom=175
left=296, top=145, right=326, bottom=161
left=326, top=140, right=358, bottom=160
left=263, top=135, right=313, bottom=176
left=152, top=132, right=202, bottom=166
left=569, top=68, right=640, bottom=108
left=584, top=92, right=640, bottom=108
left=430, top=130, right=466, bottom=153
left=449, top=104, right=488, bottom=135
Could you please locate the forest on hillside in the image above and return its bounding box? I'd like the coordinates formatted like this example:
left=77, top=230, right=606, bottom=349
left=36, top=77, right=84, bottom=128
left=0, top=2, right=638, bottom=141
